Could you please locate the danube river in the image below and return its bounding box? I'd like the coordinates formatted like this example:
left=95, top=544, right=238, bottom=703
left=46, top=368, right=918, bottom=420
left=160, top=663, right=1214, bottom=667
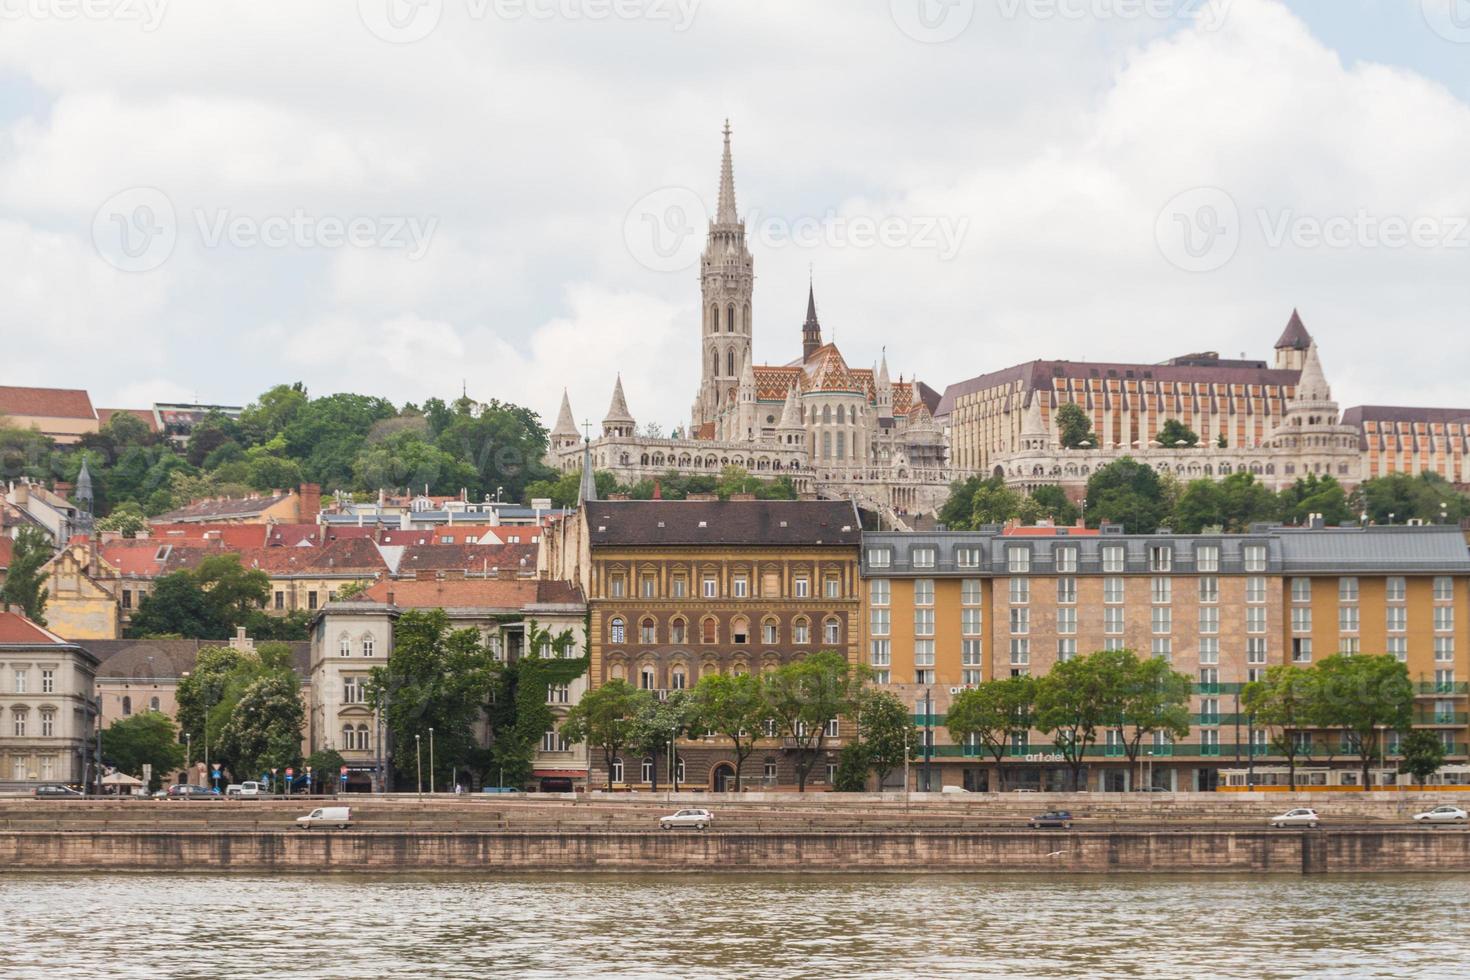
left=1, top=872, right=1465, bottom=978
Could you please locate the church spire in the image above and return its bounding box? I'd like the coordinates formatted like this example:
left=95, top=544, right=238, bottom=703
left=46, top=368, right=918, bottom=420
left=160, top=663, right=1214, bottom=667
left=551, top=389, right=579, bottom=450
left=802, top=279, right=822, bottom=362
left=716, top=119, right=737, bottom=224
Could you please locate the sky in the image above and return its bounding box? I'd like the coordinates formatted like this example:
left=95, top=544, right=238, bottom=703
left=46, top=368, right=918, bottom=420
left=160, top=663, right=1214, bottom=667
left=2, top=0, right=1468, bottom=434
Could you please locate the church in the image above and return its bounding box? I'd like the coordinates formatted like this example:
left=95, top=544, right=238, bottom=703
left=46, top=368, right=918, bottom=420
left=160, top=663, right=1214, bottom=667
left=546, top=123, right=952, bottom=518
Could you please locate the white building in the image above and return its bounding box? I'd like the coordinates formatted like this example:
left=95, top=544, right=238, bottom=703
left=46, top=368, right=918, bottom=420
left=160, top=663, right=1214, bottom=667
left=0, top=610, right=98, bottom=788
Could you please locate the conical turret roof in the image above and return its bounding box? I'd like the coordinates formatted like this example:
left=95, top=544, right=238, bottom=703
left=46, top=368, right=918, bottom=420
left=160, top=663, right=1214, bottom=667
left=778, top=383, right=802, bottom=429
left=1293, top=341, right=1332, bottom=404
left=716, top=119, right=738, bottom=224
left=1275, top=309, right=1313, bottom=351
left=551, top=390, right=577, bottom=438
left=603, top=375, right=634, bottom=425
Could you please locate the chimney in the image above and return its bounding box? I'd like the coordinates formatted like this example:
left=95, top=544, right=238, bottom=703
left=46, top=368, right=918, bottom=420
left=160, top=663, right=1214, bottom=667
left=298, top=483, right=322, bottom=519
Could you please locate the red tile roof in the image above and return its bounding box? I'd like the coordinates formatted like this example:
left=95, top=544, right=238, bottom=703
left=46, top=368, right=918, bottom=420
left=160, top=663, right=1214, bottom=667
left=149, top=524, right=269, bottom=550
left=238, top=538, right=388, bottom=575
left=0, top=610, right=68, bottom=644
left=153, top=491, right=294, bottom=523
left=0, top=386, right=96, bottom=421
left=0, top=536, right=11, bottom=570
left=363, top=578, right=583, bottom=609
left=96, top=407, right=159, bottom=431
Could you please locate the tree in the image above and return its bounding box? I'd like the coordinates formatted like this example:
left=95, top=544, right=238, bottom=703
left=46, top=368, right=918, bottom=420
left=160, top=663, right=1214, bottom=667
left=482, top=621, right=586, bottom=791
left=0, top=526, right=53, bottom=624
left=95, top=501, right=149, bottom=537
left=1353, top=472, right=1470, bottom=526
left=833, top=741, right=873, bottom=792
left=1172, top=472, right=1278, bottom=534
left=1084, top=457, right=1170, bottom=534
left=432, top=398, right=556, bottom=503
left=559, top=679, right=649, bottom=791
left=1156, top=418, right=1200, bottom=448
left=938, top=476, right=986, bottom=529
left=690, top=672, right=768, bottom=792
left=303, top=748, right=347, bottom=791
left=856, top=689, right=916, bottom=790
left=1278, top=474, right=1351, bottom=527
left=946, top=675, right=1034, bottom=792
left=1034, top=653, right=1116, bottom=791
left=764, top=651, right=859, bottom=792
left=1399, top=730, right=1447, bottom=788
left=1314, top=653, right=1414, bottom=789
left=369, top=610, right=499, bottom=791
left=1054, top=402, right=1096, bottom=450
left=175, top=646, right=248, bottom=750
left=630, top=692, right=696, bottom=792
left=1106, top=651, right=1193, bottom=790
left=1028, top=485, right=1081, bottom=526
left=970, top=479, right=1022, bottom=526
left=100, top=711, right=185, bottom=790
left=218, top=672, right=306, bottom=781
left=1242, top=664, right=1320, bottom=791
left=126, top=553, right=272, bottom=640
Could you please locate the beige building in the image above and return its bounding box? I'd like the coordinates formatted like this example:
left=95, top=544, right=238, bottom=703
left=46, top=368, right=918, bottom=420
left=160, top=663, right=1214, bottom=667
left=0, top=386, right=99, bottom=445
left=0, top=610, right=99, bottom=788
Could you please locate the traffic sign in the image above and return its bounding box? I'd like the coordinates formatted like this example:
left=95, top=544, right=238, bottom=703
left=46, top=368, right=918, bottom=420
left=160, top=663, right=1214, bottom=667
left=340, top=766, right=348, bottom=775
left=286, top=768, right=294, bottom=777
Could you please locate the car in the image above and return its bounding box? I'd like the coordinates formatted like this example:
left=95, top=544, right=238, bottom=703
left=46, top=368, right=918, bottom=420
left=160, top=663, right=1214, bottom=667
left=659, top=808, right=713, bottom=830
left=1412, top=805, right=1469, bottom=824
left=165, top=784, right=218, bottom=801
left=296, top=806, right=352, bottom=830
left=33, top=784, right=83, bottom=799
left=1027, top=810, right=1074, bottom=829
left=1269, top=807, right=1320, bottom=828
left=940, top=785, right=970, bottom=795
left=227, top=781, right=270, bottom=798
left=223, top=784, right=243, bottom=797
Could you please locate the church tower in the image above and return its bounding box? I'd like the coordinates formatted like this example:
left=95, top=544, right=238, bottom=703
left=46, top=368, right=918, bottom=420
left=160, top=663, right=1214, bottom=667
left=692, top=120, right=755, bottom=432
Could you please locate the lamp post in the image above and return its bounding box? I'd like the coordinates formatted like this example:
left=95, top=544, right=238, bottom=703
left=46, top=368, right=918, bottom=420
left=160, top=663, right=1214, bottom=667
left=415, top=734, right=422, bottom=800
left=922, top=687, right=933, bottom=793
left=429, top=727, right=435, bottom=795
left=184, top=733, right=192, bottom=784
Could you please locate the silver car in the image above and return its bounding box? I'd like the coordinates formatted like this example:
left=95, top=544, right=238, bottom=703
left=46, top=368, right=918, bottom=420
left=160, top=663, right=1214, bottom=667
left=659, top=808, right=713, bottom=830
left=1269, top=807, right=1320, bottom=829
left=1412, top=805, right=1468, bottom=824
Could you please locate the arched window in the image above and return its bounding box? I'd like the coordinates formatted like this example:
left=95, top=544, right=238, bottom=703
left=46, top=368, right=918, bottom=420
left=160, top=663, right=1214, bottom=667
left=822, top=405, right=832, bottom=424
left=836, top=405, right=845, bottom=424
left=823, top=617, right=841, bottom=645
left=639, top=617, right=657, bottom=644
left=676, top=756, right=687, bottom=784
left=793, top=617, right=811, bottom=645
left=836, top=431, right=846, bottom=459
left=712, top=347, right=720, bottom=376
left=671, top=667, right=687, bottom=691
left=762, top=619, right=779, bottom=644
left=611, top=758, right=625, bottom=784
left=357, top=724, right=371, bottom=751
left=710, top=304, right=719, bottom=333
left=610, top=618, right=626, bottom=644
left=121, top=696, right=132, bottom=717
left=641, top=758, right=655, bottom=783
left=361, top=634, right=375, bottom=658
left=670, top=618, right=687, bottom=644
left=339, top=633, right=351, bottom=658
left=701, top=617, right=718, bottom=644
left=726, top=304, right=735, bottom=332
left=640, top=665, right=657, bottom=690
left=342, top=724, right=354, bottom=750
left=822, top=431, right=832, bottom=459
left=731, top=617, right=749, bottom=644
left=727, top=348, right=735, bottom=376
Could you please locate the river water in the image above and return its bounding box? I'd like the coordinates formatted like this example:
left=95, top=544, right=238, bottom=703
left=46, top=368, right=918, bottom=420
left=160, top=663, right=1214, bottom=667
left=0, top=872, right=1464, bottom=978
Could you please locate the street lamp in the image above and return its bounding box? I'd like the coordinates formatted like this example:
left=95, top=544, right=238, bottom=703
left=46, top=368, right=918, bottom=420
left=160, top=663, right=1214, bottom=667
left=429, top=727, right=435, bottom=795
left=922, top=688, right=933, bottom=793
left=495, top=486, right=504, bottom=503
left=415, top=734, right=423, bottom=799
left=184, top=733, right=192, bottom=783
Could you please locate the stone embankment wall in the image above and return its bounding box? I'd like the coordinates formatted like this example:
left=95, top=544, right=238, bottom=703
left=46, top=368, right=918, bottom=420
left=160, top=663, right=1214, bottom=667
left=3, top=829, right=1468, bottom=874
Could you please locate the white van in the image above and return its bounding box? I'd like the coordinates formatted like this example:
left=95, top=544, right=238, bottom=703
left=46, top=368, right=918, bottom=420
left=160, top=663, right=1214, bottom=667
left=228, top=781, right=270, bottom=798
left=296, top=806, right=352, bottom=830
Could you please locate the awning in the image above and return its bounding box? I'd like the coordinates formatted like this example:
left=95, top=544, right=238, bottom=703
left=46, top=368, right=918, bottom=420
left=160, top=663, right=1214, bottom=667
left=101, top=772, right=144, bottom=786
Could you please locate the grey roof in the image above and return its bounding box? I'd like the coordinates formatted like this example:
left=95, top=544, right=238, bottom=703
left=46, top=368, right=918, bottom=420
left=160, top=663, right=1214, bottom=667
left=1276, top=526, right=1470, bottom=573
left=587, top=499, right=861, bottom=548
left=89, top=639, right=311, bottom=681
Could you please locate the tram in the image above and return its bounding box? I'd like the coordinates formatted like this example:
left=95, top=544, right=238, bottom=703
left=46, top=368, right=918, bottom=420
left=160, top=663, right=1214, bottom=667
left=1217, top=765, right=1470, bottom=791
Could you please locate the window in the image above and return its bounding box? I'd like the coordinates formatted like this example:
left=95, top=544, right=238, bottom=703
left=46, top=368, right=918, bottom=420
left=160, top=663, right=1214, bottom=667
left=1151, top=606, right=1171, bottom=635
left=670, top=574, right=688, bottom=598
left=1246, top=577, right=1266, bottom=604
left=1007, top=547, right=1031, bottom=574
left=1151, top=577, right=1172, bottom=604
left=914, top=641, right=935, bottom=668
left=793, top=576, right=809, bottom=598
left=1149, top=546, right=1172, bottom=573
left=824, top=576, right=841, bottom=599
left=1057, top=577, right=1076, bottom=604
left=1247, top=638, right=1267, bottom=664
left=1196, top=545, right=1219, bottom=573
left=640, top=759, right=654, bottom=784
left=1009, top=638, right=1030, bottom=666
left=1246, top=607, right=1266, bottom=634
left=1243, top=544, right=1267, bottom=573
left=339, top=634, right=351, bottom=658
left=40, top=710, right=54, bottom=737
left=1340, top=637, right=1360, bottom=655
left=962, top=640, right=982, bottom=667
left=1387, top=607, right=1407, bottom=632
left=1339, top=606, right=1360, bottom=632
left=702, top=619, right=717, bottom=644
left=702, top=576, right=718, bottom=599
left=609, top=618, right=625, bottom=644
left=671, top=619, right=687, bottom=644
left=732, top=618, right=749, bottom=644
left=307, top=591, right=318, bottom=610
left=1338, top=577, right=1359, bottom=602
left=732, top=575, right=748, bottom=598
left=1387, top=636, right=1407, bottom=662
left=1104, top=607, right=1123, bottom=635
left=1008, top=578, right=1029, bottom=604
left=914, top=579, right=935, bottom=606
left=610, top=759, right=624, bottom=784
left=1200, top=698, right=1220, bottom=724
left=961, top=608, right=982, bottom=636
left=548, top=684, right=571, bottom=704
left=1198, top=637, right=1219, bottom=665
left=1436, top=637, right=1456, bottom=663
left=794, top=620, right=810, bottom=645
left=274, top=591, right=285, bottom=610
left=823, top=619, right=841, bottom=644
left=956, top=548, right=981, bottom=569
left=1199, top=667, right=1220, bottom=692
left=670, top=669, right=686, bottom=691
left=343, top=676, right=365, bottom=704
left=762, top=622, right=778, bottom=644
left=1386, top=577, right=1406, bottom=602
left=1435, top=607, right=1454, bottom=632
left=542, top=730, right=569, bottom=753
left=1102, top=545, right=1125, bottom=573
left=13, top=713, right=25, bottom=737
left=640, top=619, right=657, bottom=644
left=122, top=589, right=132, bottom=610
left=1009, top=607, right=1029, bottom=635
left=609, top=574, right=626, bottom=598
left=1198, top=577, right=1218, bottom=603
left=1291, top=607, right=1312, bottom=633
left=1103, top=577, right=1124, bottom=604
left=1055, top=546, right=1078, bottom=573
left=870, top=606, right=890, bottom=637
left=764, top=759, right=778, bottom=783
left=1434, top=577, right=1454, bottom=601
left=640, top=575, right=658, bottom=598
left=121, top=696, right=131, bottom=717
left=361, top=634, right=375, bottom=658
left=1287, top=636, right=1312, bottom=664
left=40, top=669, right=53, bottom=694
left=912, top=547, right=936, bottom=569
left=1198, top=605, right=1220, bottom=635
left=867, top=548, right=892, bottom=568
left=1057, top=638, right=1077, bottom=663
left=869, top=640, right=891, bottom=667
left=870, top=579, right=891, bottom=606
left=1291, top=577, right=1312, bottom=603
left=914, top=608, right=935, bottom=637
left=13, top=670, right=26, bottom=694
left=1057, top=607, right=1077, bottom=635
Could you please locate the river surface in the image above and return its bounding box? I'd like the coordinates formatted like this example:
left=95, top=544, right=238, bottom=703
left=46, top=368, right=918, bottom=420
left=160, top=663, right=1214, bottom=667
left=0, top=872, right=1465, bottom=978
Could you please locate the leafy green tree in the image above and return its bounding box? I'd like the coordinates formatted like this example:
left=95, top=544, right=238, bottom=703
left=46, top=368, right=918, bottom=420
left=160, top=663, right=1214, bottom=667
left=1035, top=652, right=1117, bottom=791
left=432, top=398, right=556, bottom=502
left=127, top=553, right=272, bottom=640
left=0, top=526, right=53, bottom=624
left=1084, top=457, right=1170, bottom=534
left=100, top=711, right=185, bottom=790
left=175, top=643, right=300, bottom=782
left=218, top=671, right=306, bottom=781
left=353, top=428, right=477, bottom=497
left=559, top=679, right=650, bottom=790
left=176, top=646, right=248, bottom=749
left=938, top=476, right=986, bottom=529
left=369, top=610, right=499, bottom=791
left=303, top=748, right=347, bottom=791
left=1172, top=472, right=1278, bottom=533
left=764, top=651, right=859, bottom=792
left=1104, top=650, right=1193, bottom=789
left=1054, top=402, right=1096, bottom=450
left=1028, top=485, right=1081, bottom=526
left=690, top=671, right=768, bottom=791
left=1156, top=418, right=1199, bottom=448
left=185, top=411, right=242, bottom=468
left=486, top=622, right=586, bottom=790
left=833, top=741, right=873, bottom=792
left=854, top=688, right=915, bottom=789
left=970, top=478, right=1022, bottom=526
left=284, top=392, right=398, bottom=489
left=1352, top=472, right=1469, bottom=525
left=630, top=692, right=697, bottom=791
left=1243, top=664, right=1320, bottom=790
left=1277, top=474, right=1352, bottom=527
left=238, top=383, right=309, bottom=447
left=1399, top=730, right=1447, bottom=788
left=947, top=675, right=1035, bottom=792
left=96, top=500, right=149, bottom=537
left=1314, top=653, right=1414, bottom=788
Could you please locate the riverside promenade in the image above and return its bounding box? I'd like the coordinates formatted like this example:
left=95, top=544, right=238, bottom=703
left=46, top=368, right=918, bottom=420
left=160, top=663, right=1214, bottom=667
left=3, top=792, right=1468, bottom=875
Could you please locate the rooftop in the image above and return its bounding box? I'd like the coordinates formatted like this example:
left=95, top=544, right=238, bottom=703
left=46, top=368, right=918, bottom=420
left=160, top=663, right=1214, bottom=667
left=0, top=386, right=96, bottom=421
left=585, top=499, right=861, bottom=548
left=0, top=610, right=73, bottom=646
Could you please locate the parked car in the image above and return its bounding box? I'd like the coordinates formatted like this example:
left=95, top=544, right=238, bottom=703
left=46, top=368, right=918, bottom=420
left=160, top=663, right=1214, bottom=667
left=1027, top=810, right=1074, bottom=829
left=940, top=785, right=970, bottom=795
left=34, top=784, right=83, bottom=799
left=1412, top=805, right=1468, bottom=824
left=165, top=784, right=218, bottom=801
left=296, top=806, right=352, bottom=830
left=659, top=808, right=713, bottom=830
left=227, top=781, right=270, bottom=798
left=1269, top=807, right=1320, bottom=828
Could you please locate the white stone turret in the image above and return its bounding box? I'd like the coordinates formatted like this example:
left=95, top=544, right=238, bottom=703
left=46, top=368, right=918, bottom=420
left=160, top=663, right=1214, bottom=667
left=876, top=350, right=893, bottom=421
left=603, top=375, right=635, bottom=438
left=776, top=383, right=804, bottom=448
left=736, top=350, right=758, bottom=441
left=550, top=389, right=580, bottom=452
left=1019, top=393, right=1051, bottom=451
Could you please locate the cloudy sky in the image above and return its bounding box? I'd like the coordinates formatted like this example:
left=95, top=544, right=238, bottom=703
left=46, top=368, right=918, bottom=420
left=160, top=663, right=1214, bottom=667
left=2, top=0, right=1468, bottom=434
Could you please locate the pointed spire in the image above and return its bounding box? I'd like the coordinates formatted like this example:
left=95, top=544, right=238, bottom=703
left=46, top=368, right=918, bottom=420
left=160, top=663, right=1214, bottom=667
left=739, top=348, right=756, bottom=390
left=778, top=383, right=802, bottom=430
left=1294, top=341, right=1332, bottom=404
left=604, top=375, right=633, bottom=425
left=75, top=457, right=94, bottom=508
left=578, top=437, right=597, bottom=505
left=716, top=119, right=738, bottom=224
left=877, top=348, right=891, bottom=387
left=551, top=389, right=577, bottom=438
left=1021, top=393, right=1048, bottom=438
left=1275, top=308, right=1313, bottom=351
left=802, top=279, right=822, bottom=362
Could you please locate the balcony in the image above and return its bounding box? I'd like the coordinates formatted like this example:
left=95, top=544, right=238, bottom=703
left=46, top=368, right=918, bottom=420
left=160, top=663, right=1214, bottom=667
left=1415, top=713, right=1470, bottom=726
left=1415, top=682, right=1470, bottom=696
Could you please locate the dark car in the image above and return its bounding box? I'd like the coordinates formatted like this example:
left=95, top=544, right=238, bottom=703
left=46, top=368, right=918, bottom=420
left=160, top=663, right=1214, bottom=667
left=1027, top=810, right=1074, bottom=829
left=165, top=784, right=218, bottom=801
left=34, top=784, right=84, bottom=799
